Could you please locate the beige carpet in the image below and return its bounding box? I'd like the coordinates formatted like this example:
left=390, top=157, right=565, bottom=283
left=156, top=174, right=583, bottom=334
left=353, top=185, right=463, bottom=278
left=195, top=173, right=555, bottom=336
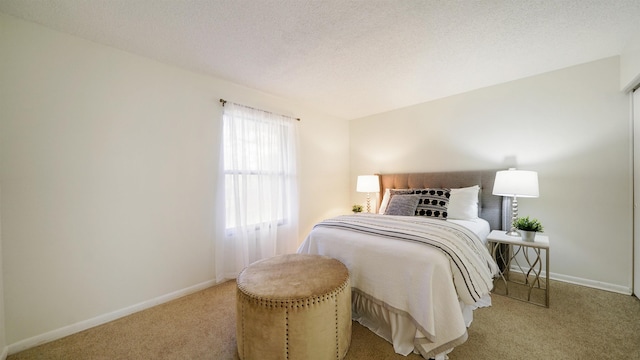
left=8, top=279, right=640, bottom=360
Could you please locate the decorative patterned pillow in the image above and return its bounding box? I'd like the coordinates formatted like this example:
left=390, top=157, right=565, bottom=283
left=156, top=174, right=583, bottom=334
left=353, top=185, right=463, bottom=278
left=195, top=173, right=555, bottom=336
left=384, top=194, right=421, bottom=216
left=387, top=188, right=450, bottom=218
left=412, top=188, right=450, bottom=219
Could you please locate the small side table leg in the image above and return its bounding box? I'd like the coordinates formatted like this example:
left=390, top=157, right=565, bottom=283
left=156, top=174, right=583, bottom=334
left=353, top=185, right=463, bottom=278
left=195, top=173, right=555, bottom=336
left=491, top=242, right=510, bottom=296
left=545, top=247, right=550, bottom=307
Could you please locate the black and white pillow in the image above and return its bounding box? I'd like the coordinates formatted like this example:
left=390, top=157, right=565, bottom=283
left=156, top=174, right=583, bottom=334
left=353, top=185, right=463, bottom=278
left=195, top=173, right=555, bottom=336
left=387, top=188, right=450, bottom=218
left=412, top=188, right=450, bottom=219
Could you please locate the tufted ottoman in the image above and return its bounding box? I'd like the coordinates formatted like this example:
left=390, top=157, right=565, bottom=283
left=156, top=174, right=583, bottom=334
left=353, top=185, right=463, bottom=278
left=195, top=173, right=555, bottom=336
left=236, top=254, right=351, bottom=360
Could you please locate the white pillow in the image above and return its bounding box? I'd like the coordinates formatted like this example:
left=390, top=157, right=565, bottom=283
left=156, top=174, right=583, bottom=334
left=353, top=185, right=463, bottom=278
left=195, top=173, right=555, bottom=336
left=378, top=188, right=391, bottom=214
left=448, top=185, right=480, bottom=220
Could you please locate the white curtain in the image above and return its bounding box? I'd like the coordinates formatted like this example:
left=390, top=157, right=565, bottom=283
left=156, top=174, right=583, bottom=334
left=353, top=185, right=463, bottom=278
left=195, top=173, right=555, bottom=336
left=215, top=102, right=299, bottom=282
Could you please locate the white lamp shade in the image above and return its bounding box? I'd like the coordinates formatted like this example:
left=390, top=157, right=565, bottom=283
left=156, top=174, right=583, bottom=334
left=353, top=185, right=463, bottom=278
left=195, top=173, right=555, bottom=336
left=492, top=169, right=539, bottom=198
left=356, top=175, right=380, bottom=193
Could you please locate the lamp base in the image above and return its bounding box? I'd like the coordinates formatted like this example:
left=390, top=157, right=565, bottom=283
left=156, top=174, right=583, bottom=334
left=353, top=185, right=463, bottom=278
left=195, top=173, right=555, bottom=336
left=506, top=196, right=520, bottom=237
left=505, top=229, right=521, bottom=237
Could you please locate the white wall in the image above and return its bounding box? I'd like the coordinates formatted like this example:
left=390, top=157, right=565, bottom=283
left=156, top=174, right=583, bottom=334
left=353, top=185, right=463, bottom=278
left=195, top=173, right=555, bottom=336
left=0, top=13, right=350, bottom=350
left=350, top=57, right=632, bottom=293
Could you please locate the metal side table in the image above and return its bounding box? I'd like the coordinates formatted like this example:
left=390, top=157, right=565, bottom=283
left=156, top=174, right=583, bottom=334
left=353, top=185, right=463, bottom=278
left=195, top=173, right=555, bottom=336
left=487, top=230, right=550, bottom=307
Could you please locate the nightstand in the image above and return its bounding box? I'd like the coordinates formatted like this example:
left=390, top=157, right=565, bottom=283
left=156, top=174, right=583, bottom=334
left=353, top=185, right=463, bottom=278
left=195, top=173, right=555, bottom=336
left=486, top=230, right=550, bottom=307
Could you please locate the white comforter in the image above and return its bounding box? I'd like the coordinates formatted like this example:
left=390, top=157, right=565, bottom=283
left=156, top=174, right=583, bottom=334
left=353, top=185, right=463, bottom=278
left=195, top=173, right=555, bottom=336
left=297, top=214, right=498, bottom=359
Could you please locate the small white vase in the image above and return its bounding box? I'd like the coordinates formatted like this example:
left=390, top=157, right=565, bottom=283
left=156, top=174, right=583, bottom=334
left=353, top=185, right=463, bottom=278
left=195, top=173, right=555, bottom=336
left=519, top=230, right=536, bottom=242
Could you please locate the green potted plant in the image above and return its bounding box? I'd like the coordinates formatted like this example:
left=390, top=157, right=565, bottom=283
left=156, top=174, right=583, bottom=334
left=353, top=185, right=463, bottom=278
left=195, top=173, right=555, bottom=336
left=513, top=216, right=544, bottom=242
left=352, top=204, right=363, bottom=214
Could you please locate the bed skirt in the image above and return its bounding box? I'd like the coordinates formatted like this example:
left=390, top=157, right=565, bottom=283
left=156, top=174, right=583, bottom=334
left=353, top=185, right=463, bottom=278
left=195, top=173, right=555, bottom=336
left=351, top=289, right=491, bottom=360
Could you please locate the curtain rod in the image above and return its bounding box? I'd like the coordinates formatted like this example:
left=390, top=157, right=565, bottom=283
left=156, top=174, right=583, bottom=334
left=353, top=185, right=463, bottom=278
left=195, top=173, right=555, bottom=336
left=219, top=99, right=300, bottom=121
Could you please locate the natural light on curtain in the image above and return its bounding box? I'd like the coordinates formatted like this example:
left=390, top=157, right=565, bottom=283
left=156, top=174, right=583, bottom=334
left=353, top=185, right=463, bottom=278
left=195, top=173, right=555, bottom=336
left=215, top=102, right=299, bottom=282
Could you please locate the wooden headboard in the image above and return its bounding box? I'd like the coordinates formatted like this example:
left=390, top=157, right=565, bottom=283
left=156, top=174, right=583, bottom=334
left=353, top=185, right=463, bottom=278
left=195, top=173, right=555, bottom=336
left=377, top=170, right=507, bottom=231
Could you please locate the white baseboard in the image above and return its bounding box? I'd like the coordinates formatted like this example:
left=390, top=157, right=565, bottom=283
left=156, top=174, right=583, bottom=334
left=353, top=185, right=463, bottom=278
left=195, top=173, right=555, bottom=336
left=549, top=272, right=632, bottom=295
left=1, top=346, right=8, bottom=360
left=507, top=266, right=632, bottom=295
left=7, top=279, right=219, bottom=355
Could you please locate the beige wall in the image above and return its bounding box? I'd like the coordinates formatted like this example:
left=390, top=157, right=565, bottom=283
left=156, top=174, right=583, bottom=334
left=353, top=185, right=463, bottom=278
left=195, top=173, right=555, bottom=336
left=0, top=13, right=349, bottom=350
left=350, top=57, right=633, bottom=293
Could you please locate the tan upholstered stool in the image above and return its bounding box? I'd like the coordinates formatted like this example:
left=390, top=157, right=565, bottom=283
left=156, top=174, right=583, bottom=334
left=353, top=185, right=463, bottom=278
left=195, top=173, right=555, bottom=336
left=236, top=254, right=351, bottom=360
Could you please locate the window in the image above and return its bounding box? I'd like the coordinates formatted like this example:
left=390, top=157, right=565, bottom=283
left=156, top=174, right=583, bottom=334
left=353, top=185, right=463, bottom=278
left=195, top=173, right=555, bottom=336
left=222, top=103, right=298, bottom=231
left=216, top=101, right=299, bottom=280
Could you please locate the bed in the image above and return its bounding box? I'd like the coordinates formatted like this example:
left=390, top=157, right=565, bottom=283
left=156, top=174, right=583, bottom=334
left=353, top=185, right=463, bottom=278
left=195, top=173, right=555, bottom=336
left=297, top=170, right=507, bottom=359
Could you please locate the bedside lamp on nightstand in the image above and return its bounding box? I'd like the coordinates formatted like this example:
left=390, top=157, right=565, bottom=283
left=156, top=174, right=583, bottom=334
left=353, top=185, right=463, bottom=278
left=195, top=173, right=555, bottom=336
left=492, top=168, right=539, bottom=236
left=356, top=175, right=379, bottom=213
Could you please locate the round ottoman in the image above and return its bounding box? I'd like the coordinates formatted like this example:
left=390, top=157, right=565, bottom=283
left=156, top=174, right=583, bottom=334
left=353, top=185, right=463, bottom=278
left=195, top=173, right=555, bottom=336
left=236, top=254, right=351, bottom=360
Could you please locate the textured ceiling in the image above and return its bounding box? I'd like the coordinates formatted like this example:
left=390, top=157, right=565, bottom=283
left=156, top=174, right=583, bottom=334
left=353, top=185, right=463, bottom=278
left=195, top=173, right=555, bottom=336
left=1, top=0, right=639, bottom=119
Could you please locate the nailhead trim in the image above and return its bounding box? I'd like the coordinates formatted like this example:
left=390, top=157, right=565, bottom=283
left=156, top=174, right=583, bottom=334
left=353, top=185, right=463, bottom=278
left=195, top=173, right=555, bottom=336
left=334, top=296, right=339, bottom=360
left=285, top=308, right=289, bottom=360
left=237, top=276, right=350, bottom=309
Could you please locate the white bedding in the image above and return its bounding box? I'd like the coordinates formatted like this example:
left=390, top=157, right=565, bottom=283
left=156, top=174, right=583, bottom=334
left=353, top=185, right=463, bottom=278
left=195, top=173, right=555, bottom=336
left=297, top=214, right=498, bottom=359
left=447, top=218, right=491, bottom=244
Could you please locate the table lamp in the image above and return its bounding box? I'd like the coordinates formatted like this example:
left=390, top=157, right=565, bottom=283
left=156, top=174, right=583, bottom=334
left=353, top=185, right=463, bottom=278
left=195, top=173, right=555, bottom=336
left=356, top=175, right=380, bottom=213
left=492, top=168, right=539, bottom=236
